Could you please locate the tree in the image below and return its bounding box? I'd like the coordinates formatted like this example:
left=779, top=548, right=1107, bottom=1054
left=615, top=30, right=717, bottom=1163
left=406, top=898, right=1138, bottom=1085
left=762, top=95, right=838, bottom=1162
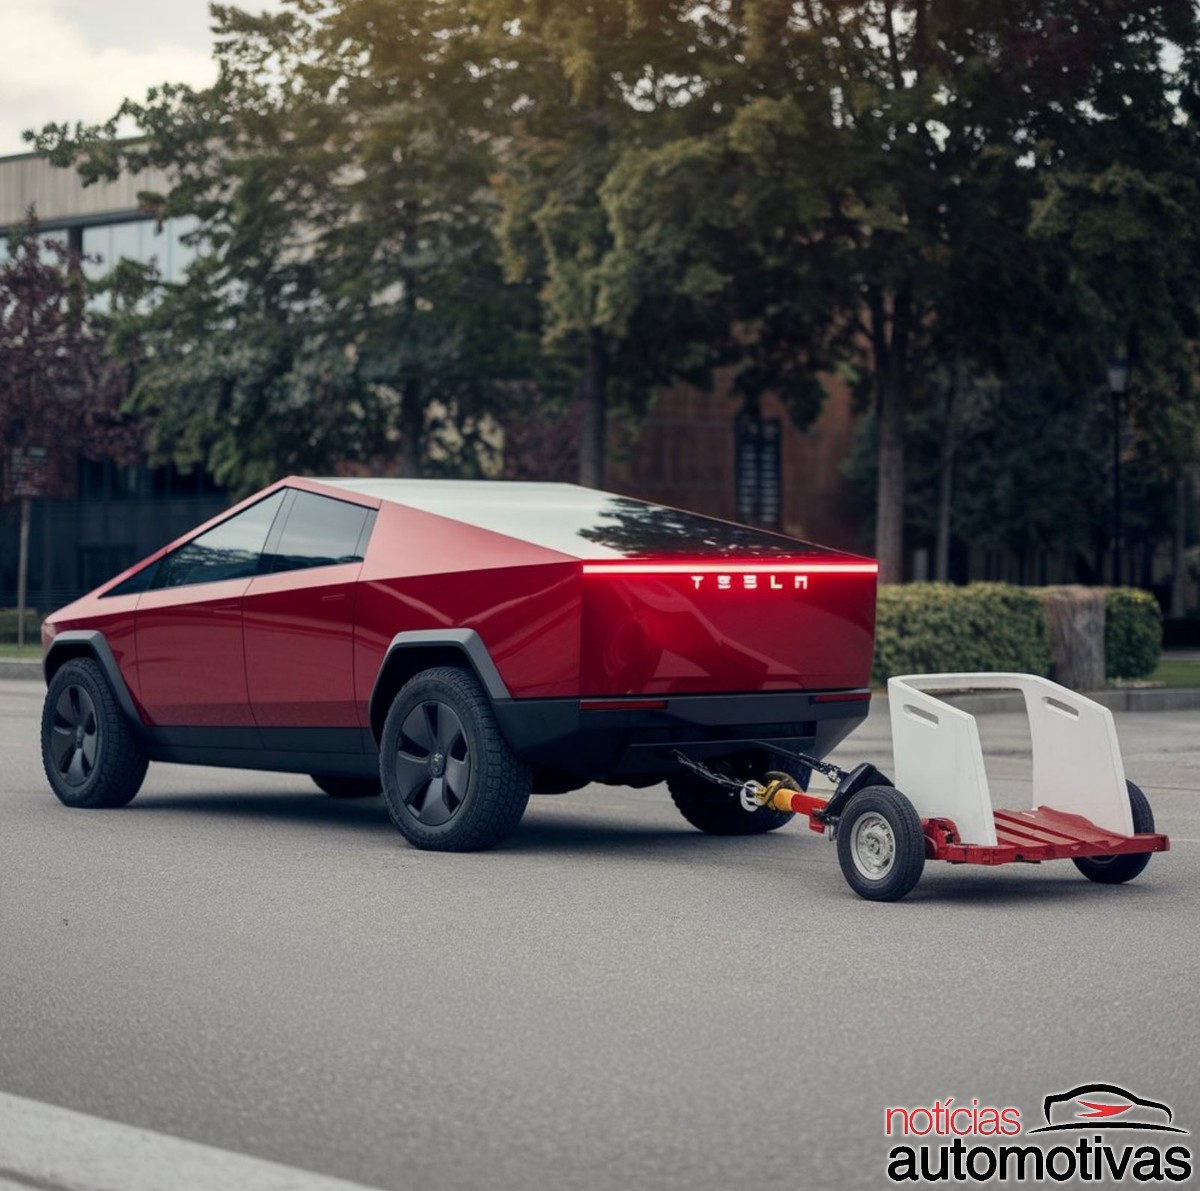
left=0, top=213, right=139, bottom=641
left=1031, top=34, right=1200, bottom=594
left=34, top=0, right=542, bottom=495
left=478, top=0, right=735, bottom=488
left=599, top=1, right=1198, bottom=579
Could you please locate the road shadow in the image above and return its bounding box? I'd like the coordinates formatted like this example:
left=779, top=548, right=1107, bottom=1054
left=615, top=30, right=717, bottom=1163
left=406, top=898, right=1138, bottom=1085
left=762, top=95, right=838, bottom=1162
left=127, top=788, right=800, bottom=862
left=909, top=867, right=1172, bottom=906
left=504, top=812, right=790, bottom=858
left=124, top=793, right=1172, bottom=905
left=130, top=791, right=393, bottom=834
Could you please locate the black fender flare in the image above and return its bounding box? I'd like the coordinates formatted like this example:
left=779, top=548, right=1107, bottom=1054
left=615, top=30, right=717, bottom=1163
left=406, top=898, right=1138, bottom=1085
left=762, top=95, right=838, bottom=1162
left=368, top=629, right=512, bottom=738
left=44, top=630, right=143, bottom=728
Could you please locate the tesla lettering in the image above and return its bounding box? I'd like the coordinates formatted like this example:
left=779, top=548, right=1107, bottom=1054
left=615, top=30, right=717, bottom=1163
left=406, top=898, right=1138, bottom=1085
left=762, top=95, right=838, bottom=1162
left=688, top=574, right=810, bottom=592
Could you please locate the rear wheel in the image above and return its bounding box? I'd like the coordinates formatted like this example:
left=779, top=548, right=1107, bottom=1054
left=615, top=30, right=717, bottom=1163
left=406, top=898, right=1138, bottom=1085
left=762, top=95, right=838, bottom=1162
left=836, top=786, right=925, bottom=902
left=311, top=774, right=381, bottom=799
left=379, top=666, right=531, bottom=851
left=1073, top=781, right=1155, bottom=885
left=667, top=755, right=795, bottom=835
left=41, top=658, right=148, bottom=809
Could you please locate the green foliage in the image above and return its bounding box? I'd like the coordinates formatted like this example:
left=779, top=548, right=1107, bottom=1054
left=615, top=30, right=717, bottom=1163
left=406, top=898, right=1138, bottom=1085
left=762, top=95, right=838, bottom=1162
left=1105, top=588, right=1163, bottom=680
left=0, top=608, right=40, bottom=644
left=34, top=1, right=544, bottom=495
left=873, top=584, right=1052, bottom=687
left=25, top=0, right=1200, bottom=537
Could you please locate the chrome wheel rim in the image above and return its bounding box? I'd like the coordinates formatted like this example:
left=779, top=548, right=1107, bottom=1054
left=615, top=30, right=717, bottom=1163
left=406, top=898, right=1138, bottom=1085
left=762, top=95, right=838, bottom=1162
left=851, top=812, right=895, bottom=881
left=50, top=684, right=100, bottom=788
left=394, top=700, right=471, bottom=827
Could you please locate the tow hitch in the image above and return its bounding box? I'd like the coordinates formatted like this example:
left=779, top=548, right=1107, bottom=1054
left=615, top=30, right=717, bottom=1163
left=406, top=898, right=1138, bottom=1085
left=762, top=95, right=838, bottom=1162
left=672, top=672, right=1170, bottom=902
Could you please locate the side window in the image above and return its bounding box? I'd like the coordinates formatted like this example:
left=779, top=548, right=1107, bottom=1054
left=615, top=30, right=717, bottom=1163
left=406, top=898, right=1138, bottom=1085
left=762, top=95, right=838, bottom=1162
left=105, top=564, right=156, bottom=599
left=262, top=491, right=372, bottom=574
left=152, top=491, right=286, bottom=589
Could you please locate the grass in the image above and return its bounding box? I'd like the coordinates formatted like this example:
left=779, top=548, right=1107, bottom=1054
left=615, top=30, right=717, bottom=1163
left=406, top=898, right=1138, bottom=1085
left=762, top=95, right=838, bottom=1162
left=0, top=644, right=41, bottom=660
left=1149, top=659, right=1200, bottom=688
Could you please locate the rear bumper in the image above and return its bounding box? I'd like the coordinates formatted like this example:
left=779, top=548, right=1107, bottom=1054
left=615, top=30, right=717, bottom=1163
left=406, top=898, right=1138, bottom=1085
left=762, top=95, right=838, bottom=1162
left=492, top=690, right=870, bottom=781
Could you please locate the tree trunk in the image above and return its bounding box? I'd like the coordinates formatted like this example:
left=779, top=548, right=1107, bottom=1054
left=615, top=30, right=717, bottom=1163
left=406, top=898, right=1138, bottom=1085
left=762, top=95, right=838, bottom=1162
left=577, top=328, right=609, bottom=489
left=1043, top=585, right=1107, bottom=692
left=934, top=377, right=957, bottom=583
left=17, top=497, right=31, bottom=649
left=401, top=378, right=422, bottom=478
left=1170, top=472, right=1188, bottom=619
left=875, top=362, right=906, bottom=583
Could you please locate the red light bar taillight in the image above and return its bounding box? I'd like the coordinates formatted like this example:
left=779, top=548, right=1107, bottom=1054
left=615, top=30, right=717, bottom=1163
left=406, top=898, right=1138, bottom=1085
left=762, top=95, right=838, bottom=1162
left=580, top=562, right=878, bottom=575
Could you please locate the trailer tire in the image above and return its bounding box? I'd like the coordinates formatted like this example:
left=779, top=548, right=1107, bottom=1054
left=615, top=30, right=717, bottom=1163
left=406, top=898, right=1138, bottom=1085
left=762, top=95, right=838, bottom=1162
left=836, top=786, right=925, bottom=902
left=667, top=767, right=794, bottom=836
left=1073, top=781, right=1155, bottom=885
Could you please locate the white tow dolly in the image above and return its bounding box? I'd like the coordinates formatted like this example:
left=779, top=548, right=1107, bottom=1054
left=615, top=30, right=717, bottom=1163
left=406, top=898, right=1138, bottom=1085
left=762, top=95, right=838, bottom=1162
left=676, top=673, right=1170, bottom=901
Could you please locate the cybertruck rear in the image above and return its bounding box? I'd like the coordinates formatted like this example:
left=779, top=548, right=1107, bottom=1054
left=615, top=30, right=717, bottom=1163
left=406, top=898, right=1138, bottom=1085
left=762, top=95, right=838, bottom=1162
left=41, top=477, right=877, bottom=848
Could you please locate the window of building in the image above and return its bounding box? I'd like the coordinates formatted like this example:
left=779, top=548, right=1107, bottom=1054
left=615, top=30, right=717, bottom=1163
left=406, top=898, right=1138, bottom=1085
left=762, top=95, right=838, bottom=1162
left=151, top=490, right=286, bottom=589
left=734, top=414, right=783, bottom=529
left=263, top=491, right=373, bottom=574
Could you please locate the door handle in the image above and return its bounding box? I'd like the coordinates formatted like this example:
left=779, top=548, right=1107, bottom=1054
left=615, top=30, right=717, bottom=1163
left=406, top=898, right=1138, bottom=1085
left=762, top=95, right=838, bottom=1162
left=320, top=593, right=346, bottom=603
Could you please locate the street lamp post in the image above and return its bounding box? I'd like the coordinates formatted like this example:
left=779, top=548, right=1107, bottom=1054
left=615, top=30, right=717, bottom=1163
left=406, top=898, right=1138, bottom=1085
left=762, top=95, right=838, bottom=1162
left=1107, top=359, right=1130, bottom=586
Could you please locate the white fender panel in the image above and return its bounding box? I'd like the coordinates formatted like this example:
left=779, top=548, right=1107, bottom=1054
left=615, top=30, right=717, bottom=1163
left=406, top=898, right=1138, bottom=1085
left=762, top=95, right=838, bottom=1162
left=886, top=673, right=1132, bottom=846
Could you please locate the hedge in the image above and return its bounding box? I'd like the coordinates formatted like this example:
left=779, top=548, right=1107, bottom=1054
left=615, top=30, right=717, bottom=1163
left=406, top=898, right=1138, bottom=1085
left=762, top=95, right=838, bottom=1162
left=873, top=583, right=1162, bottom=687
left=1105, top=588, right=1162, bottom=680
left=873, top=584, right=1052, bottom=687
left=0, top=608, right=40, bottom=644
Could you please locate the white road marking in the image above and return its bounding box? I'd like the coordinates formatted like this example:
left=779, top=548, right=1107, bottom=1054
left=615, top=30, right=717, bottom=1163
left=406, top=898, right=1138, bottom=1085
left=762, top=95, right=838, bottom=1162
left=0, top=1091, right=384, bottom=1191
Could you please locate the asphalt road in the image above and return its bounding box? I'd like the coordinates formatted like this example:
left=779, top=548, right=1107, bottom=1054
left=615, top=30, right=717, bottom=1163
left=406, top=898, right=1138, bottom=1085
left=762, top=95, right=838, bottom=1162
left=2, top=677, right=1198, bottom=1191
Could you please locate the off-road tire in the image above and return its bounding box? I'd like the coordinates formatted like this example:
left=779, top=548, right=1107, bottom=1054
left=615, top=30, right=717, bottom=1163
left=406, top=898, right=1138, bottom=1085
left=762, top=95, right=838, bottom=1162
left=836, top=786, right=925, bottom=902
left=379, top=666, right=531, bottom=851
left=311, top=774, right=381, bottom=799
left=1073, top=781, right=1155, bottom=885
left=41, top=657, right=148, bottom=809
left=667, top=766, right=795, bottom=836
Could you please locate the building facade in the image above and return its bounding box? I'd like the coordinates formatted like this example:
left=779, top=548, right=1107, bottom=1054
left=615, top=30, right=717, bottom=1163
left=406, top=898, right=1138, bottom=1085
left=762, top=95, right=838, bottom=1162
left=1, top=151, right=225, bottom=616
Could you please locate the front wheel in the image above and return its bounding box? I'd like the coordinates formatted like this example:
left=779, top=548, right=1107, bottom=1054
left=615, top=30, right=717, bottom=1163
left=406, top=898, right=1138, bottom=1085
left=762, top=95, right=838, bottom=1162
left=41, top=658, right=148, bottom=809
left=836, top=786, right=925, bottom=902
left=1073, top=781, right=1155, bottom=885
left=379, top=666, right=531, bottom=851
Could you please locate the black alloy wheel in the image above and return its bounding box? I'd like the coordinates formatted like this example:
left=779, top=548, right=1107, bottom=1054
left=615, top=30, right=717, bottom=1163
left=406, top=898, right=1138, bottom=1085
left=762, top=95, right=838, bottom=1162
left=41, top=657, right=148, bottom=808
left=379, top=666, right=531, bottom=851
left=394, top=699, right=472, bottom=827
left=49, top=683, right=100, bottom=789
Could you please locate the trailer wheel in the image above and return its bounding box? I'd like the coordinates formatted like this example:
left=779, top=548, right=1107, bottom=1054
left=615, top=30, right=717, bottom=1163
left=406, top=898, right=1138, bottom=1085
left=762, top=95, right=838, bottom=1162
left=836, top=786, right=925, bottom=902
left=667, top=766, right=794, bottom=836
left=380, top=666, right=531, bottom=851
left=1073, top=781, right=1155, bottom=885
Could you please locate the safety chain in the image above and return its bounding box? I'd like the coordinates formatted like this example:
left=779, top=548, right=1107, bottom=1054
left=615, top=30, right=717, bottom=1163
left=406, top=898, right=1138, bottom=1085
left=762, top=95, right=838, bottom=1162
left=670, top=750, right=747, bottom=792
left=670, top=750, right=780, bottom=813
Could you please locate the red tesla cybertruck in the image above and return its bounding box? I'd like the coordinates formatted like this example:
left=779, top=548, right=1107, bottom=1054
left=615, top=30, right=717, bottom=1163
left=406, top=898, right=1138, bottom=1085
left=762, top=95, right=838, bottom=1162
left=40, top=478, right=877, bottom=850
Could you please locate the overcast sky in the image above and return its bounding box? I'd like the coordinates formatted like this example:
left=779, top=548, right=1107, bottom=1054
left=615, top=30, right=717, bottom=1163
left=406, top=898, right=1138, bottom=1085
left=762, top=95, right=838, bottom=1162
left=0, top=0, right=284, bottom=155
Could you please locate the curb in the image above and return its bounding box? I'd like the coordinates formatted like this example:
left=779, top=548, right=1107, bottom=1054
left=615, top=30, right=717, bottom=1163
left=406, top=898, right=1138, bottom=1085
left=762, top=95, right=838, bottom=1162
left=0, top=659, right=40, bottom=681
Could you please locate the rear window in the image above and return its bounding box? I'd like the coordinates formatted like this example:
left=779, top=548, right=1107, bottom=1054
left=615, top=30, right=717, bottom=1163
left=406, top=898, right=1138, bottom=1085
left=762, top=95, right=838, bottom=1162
left=262, top=491, right=372, bottom=574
